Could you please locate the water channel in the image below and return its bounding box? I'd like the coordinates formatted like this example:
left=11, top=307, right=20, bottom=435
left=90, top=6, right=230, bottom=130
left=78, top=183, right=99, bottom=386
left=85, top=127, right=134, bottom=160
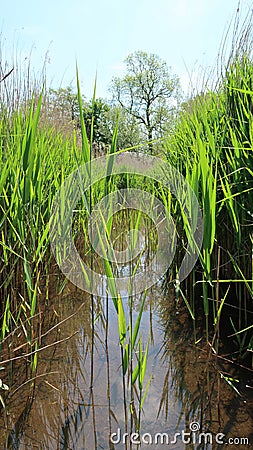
left=0, top=277, right=252, bottom=449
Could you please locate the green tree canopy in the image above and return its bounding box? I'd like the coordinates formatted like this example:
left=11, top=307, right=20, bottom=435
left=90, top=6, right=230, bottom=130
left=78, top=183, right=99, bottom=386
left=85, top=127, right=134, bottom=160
left=107, top=105, right=141, bottom=150
left=83, top=98, right=111, bottom=153
left=111, top=51, right=181, bottom=153
left=47, top=86, right=80, bottom=122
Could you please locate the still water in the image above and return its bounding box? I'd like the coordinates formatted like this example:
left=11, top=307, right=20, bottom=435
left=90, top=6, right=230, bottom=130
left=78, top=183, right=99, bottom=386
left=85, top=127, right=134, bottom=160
left=0, top=281, right=252, bottom=449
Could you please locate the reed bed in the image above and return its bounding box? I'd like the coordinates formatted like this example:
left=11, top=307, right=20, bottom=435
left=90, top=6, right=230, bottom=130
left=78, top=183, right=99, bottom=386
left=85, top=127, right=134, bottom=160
left=165, top=19, right=253, bottom=364
left=0, top=11, right=252, bottom=421
left=0, top=65, right=85, bottom=397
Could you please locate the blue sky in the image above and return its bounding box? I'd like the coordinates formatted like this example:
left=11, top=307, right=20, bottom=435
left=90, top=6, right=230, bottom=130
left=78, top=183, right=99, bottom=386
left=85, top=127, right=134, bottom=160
left=1, top=0, right=252, bottom=99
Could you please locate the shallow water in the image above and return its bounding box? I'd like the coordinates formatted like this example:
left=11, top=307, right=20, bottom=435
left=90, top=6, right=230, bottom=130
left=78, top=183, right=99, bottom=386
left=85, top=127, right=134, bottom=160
left=0, top=281, right=252, bottom=450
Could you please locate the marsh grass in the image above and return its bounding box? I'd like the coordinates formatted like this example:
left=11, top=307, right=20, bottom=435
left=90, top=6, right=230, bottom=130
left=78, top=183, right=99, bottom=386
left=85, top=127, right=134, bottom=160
left=0, top=10, right=252, bottom=432
left=166, top=12, right=253, bottom=364
left=0, top=60, right=83, bottom=385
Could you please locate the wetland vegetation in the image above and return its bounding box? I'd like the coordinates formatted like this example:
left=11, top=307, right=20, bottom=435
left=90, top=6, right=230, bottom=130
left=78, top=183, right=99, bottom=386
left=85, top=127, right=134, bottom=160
left=0, top=10, right=252, bottom=450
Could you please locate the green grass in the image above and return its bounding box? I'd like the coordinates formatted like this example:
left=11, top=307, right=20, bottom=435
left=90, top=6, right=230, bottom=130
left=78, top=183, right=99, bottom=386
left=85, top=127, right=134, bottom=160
left=0, top=12, right=252, bottom=415
left=165, top=50, right=253, bottom=362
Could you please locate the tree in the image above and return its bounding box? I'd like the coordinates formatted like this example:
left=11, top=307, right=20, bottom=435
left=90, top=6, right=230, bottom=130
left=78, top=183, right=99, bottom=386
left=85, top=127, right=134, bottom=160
left=108, top=105, right=141, bottom=150
left=45, top=88, right=112, bottom=155
left=83, top=98, right=112, bottom=155
left=42, top=86, right=81, bottom=138
left=47, top=86, right=80, bottom=122
left=111, top=51, right=180, bottom=153
left=83, top=100, right=142, bottom=154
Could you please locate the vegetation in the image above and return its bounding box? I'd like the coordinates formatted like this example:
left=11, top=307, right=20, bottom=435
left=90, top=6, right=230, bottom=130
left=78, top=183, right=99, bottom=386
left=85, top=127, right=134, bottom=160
left=111, top=50, right=180, bottom=153
left=0, top=9, right=252, bottom=445
left=168, top=56, right=252, bottom=356
left=165, top=23, right=253, bottom=362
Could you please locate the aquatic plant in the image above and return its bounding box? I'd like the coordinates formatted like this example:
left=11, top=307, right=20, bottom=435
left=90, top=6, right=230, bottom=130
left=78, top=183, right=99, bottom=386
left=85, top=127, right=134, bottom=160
left=165, top=13, right=253, bottom=364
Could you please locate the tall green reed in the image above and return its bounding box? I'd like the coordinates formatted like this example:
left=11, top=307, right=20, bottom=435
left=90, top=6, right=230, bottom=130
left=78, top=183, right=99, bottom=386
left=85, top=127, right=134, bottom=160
left=165, top=23, right=253, bottom=363
left=0, top=65, right=81, bottom=378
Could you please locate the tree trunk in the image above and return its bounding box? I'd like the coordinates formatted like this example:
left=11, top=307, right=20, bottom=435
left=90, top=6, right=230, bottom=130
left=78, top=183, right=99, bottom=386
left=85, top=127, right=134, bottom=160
left=146, top=104, right=153, bottom=154
left=148, top=128, right=153, bottom=154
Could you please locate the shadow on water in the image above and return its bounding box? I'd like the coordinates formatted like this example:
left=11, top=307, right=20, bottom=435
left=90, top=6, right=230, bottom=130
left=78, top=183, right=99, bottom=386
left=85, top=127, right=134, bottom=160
left=0, top=278, right=252, bottom=450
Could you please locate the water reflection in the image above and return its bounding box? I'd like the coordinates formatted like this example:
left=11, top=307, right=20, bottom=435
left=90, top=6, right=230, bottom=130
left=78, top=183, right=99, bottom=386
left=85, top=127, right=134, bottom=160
left=0, top=283, right=252, bottom=449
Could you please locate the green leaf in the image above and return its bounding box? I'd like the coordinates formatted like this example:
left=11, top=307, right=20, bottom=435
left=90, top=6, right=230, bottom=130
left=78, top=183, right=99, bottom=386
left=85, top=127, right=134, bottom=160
left=117, top=295, right=126, bottom=347
left=123, top=344, right=129, bottom=375
left=131, top=290, right=146, bottom=349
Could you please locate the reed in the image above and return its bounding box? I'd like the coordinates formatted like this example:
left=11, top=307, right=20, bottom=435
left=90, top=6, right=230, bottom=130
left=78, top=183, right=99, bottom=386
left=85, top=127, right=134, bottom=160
left=0, top=11, right=252, bottom=425
left=165, top=14, right=253, bottom=363
left=0, top=61, right=82, bottom=381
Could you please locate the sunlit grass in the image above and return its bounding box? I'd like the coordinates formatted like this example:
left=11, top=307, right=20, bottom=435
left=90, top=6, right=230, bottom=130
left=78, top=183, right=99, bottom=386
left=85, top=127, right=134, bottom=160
left=166, top=48, right=253, bottom=361
left=0, top=13, right=252, bottom=419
